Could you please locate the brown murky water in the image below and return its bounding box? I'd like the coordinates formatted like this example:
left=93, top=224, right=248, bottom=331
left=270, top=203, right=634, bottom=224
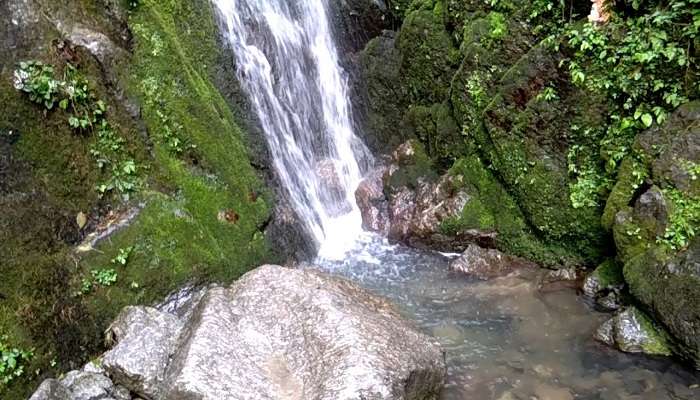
left=313, top=235, right=700, bottom=400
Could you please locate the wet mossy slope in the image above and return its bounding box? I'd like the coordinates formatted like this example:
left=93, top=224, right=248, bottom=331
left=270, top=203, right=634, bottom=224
left=0, top=0, right=273, bottom=397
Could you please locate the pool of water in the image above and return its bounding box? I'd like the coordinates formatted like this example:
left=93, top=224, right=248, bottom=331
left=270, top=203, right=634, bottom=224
left=311, top=234, right=699, bottom=400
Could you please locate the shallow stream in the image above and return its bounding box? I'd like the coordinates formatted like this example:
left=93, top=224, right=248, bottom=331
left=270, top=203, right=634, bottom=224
left=312, top=234, right=699, bottom=400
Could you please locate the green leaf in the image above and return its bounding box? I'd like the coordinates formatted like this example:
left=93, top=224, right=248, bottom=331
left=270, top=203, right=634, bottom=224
left=59, top=99, right=69, bottom=110
left=641, top=113, right=653, bottom=127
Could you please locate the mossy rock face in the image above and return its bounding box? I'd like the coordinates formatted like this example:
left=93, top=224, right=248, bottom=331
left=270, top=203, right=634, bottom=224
left=1, top=0, right=274, bottom=396
left=613, top=103, right=700, bottom=368
left=385, top=140, right=438, bottom=193
left=356, top=32, right=410, bottom=154
left=402, top=102, right=462, bottom=167
left=397, top=5, right=459, bottom=106
left=635, top=101, right=700, bottom=196
left=478, top=44, right=608, bottom=262
left=623, top=239, right=700, bottom=367
left=443, top=154, right=585, bottom=268
left=591, top=258, right=625, bottom=289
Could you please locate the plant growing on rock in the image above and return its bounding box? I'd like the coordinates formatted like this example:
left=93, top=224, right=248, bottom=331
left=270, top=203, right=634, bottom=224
left=14, top=61, right=140, bottom=200
left=13, top=62, right=61, bottom=109
left=0, top=336, right=33, bottom=388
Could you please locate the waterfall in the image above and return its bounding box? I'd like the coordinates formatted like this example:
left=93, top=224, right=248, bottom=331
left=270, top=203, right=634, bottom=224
left=213, top=0, right=371, bottom=258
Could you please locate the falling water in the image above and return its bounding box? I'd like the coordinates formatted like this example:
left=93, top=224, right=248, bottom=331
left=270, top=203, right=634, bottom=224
left=213, top=0, right=371, bottom=258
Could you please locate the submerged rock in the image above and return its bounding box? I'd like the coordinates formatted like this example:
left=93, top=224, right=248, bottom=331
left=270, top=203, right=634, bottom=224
left=594, top=307, right=671, bottom=356
left=33, top=265, right=446, bottom=400
left=449, top=244, right=536, bottom=280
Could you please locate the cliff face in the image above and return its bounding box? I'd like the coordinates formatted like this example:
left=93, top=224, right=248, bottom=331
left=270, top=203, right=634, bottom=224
left=1, top=1, right=277, bottom=396
left=350, top=0, right=699, bottom=367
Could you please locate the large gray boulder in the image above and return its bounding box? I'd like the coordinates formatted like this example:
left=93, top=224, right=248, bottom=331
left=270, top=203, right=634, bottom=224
left=102, top=265, right=446, bottom=400
left=102, top=306, right=184, bottom=398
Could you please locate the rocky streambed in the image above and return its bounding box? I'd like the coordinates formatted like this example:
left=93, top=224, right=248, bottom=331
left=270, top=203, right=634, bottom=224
left=31, top=242, right=700, bottom=400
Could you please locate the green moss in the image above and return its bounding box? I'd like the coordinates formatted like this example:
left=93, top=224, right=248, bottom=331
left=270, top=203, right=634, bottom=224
left=485, top=12, right=508, bottom=43
left=72, top=0, right=272, bottom=334
left=632, top=307, right=672, bottom=356
left=624, top=240, right=700, bottom=364
left=397, top=7, right=459, bottom=105
left=476, top=43, right=608, bottom=262
left=402, top=103, right=463, bottom=167
left=602, top=156, right=648, bottom=230
left=1, top=1, right=274, bottom=397
left=591, top=258, right=624, bottom=288
left=441, top=154, right=584, bottom=267
left=386, top=140, right=438, bottom=191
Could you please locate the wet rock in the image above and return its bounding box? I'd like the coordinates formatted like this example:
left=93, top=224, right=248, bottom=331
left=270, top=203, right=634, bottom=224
left=636, top=101, right=700, bottom=195
left=315, top=158, right=352, bottom=216
left=327, top=0, right=391, bottom=55
left=82, top=361, right=105, bottom=375
left=60, top=370, right=117, bottom=400
left=102, top=306, right=184, bottom=399
left=372, top=141, right=499, bottom=251
left=604, top=103, right=700, bottom=367
left=633, top=186, right=669, bottom=236
left=31, top=370, right=130, bottom=400
left=103, top=265, right=445, bottom=400
left=62, top=24, right=127, bottom=71
left=596, top=290, right=622, bottom=311
left=29, top=379, right=72, bottom=400
left=387, top=186, right=418, bottom=241
left=538, top=267, right=584, bottom=292
left=594, top=307, right=671, bottom=356
left=449, top=244, right=536, bottom=280
left=582, top=260, right=625, bottom=310
left=355, top=166, right=390, bottom=233
left=393, top=140, right=419, bottom=165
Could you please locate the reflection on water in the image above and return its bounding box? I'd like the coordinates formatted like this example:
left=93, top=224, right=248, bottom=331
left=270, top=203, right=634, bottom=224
left=310, top=233, right=699, bottom=400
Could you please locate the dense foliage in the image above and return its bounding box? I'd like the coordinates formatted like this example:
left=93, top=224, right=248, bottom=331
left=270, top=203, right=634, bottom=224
left=530, top=0, right=699, bottom=249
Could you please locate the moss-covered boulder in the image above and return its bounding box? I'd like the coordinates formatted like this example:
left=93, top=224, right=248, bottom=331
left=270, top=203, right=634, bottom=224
left=610, top=103, right=700, bottom=368
left=595, top=307, right=672, bottom=357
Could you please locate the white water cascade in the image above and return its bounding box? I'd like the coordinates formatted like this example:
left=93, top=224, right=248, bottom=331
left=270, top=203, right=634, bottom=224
left=213, top=0, right=372, bottom=258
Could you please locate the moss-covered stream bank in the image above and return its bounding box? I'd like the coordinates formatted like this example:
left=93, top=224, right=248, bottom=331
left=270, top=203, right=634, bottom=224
left=1, top=0, right=281, bottom=396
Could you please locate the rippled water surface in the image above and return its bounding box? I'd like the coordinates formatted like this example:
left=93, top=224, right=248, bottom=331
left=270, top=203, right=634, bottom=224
left=312, top=234, right=699, bottom=400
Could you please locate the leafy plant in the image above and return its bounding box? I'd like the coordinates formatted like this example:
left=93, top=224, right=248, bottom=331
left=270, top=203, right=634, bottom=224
left=0, top=336, right=33, bottom=387
left=561, top=0, right=697, bottom=168
left=13, top=61, right=61, bottom=109
left=92, top=269, right=118, bottom=287
left=111, top=246, right=134, bottom=266
left=659, top=188, right=700, bottom=250
left=535, top=86, right=559, bottom=102
left=486, top=11, right=509, bottom=43
left=14, top=61, right=140, bottom=200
